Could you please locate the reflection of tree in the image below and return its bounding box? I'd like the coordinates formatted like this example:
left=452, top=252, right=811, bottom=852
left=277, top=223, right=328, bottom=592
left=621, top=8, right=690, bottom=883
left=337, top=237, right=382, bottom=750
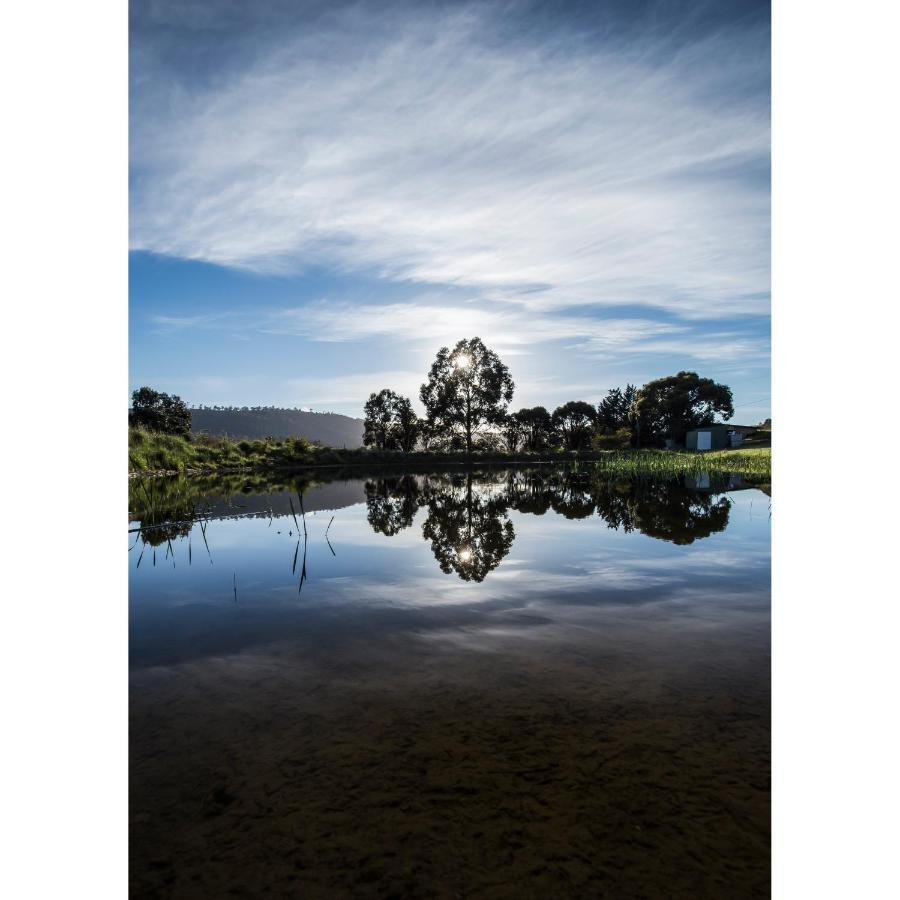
left=137, top=520, right=193, bottom=548
left=421, top=473, right=515, bottom=581
left=504, top=469, right=733, bottom=544
left=129, top=476, right=202, bottom=550
left=131, top=466, right=738, bottom=580
left=364, top=476, right=423, bottom=536
left=547, top=472, right=596, bottom=520
left=592, top=478, right=731, bottom=544
left=505, top=470, right=552, bottom=516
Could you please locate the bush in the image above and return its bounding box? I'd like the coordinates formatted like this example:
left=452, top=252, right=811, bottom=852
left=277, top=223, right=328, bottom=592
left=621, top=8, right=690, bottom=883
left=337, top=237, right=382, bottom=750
left=592, top=428, right=632, bottom=450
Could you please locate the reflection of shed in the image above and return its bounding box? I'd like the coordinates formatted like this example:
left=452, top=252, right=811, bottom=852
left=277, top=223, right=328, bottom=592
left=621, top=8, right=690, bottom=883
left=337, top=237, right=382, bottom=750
left=685, top=472, right=745, bottom=492
left=685, top=424, right=731, bottom=450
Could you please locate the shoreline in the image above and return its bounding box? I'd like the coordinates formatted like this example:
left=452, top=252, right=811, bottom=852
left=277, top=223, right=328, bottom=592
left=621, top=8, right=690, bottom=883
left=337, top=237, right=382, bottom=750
left=128, top=447, right=771, bottom=480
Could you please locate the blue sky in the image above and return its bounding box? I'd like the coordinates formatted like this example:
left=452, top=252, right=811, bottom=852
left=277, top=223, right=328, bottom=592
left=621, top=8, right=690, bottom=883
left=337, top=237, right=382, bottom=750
left=130, top=0, right=770, bottom=422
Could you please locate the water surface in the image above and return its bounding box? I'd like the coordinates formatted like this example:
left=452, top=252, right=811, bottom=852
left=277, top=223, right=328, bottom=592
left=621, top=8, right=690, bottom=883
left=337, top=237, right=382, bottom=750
left=130, top=466, right=770, bottom=898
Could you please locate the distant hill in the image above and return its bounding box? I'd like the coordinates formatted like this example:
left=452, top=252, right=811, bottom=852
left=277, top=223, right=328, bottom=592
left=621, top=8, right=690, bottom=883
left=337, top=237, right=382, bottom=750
left=189, top=408, right=364, bottom=448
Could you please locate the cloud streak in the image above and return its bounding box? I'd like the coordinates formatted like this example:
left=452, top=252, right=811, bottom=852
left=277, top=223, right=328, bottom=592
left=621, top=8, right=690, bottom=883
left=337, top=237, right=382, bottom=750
left=130, top=3, right=770, bottom=319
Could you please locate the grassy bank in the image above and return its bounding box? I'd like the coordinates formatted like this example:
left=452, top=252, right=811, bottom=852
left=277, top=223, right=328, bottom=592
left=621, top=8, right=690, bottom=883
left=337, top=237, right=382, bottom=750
left=129, top=429, right=771, bottom=478
left=590, top=447, right=771, bottom=477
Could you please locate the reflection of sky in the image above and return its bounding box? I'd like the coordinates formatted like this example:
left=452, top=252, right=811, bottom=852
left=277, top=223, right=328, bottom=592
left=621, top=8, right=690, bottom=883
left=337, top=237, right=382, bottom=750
left=130, top=483, right=769, bottom=669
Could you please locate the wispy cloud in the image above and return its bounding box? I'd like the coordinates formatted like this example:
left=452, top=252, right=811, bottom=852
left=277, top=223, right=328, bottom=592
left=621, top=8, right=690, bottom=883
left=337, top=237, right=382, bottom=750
left=264, top=299, right=768, bottom=365
left=264, top=301, right=686, bottom=349
left=148, top=313, right=228, bottom=329
left=130, top=4, right=769, bottom=319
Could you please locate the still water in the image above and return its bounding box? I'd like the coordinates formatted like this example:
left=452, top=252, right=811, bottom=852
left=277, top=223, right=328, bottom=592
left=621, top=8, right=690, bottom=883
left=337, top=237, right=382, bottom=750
left=130, top=466, right=770, bottom=898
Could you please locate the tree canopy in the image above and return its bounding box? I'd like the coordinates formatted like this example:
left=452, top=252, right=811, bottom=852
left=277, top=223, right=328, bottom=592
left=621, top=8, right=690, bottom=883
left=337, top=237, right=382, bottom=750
left=419, top=337, right=514, bottom=454
left=130, top=387, right=192, bottom=435
left=551, top=401, right=597, bottom=450
left=500, top=413, right=523, bottom=453
left=597, top=384, right=637, bottom=432
left=634, top=371, right=734, bottom=445
left=363, top=389, right=420, bottom=451
left=360, top=347, right=737, bottom=455
left=514, top=406, right=553, bottom=452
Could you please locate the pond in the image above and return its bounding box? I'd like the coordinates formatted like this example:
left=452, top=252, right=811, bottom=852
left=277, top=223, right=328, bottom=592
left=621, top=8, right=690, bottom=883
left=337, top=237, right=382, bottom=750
left=130, top=465, right=770, bottom=898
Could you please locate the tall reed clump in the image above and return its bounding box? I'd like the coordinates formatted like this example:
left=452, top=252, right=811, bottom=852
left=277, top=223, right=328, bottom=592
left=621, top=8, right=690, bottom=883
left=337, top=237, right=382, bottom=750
left=591, top=448, right=771, bottom=477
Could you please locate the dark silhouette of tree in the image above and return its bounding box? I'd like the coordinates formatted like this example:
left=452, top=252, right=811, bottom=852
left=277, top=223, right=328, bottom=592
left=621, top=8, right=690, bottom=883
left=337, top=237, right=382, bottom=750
left=515, top=406, right=553, bottom=452
left=501, top=413, right=523, bottom=453
left=421, top=473, right=515, bottom=581
left=551, top=401, right=597, bottom=450
left=130, top=387, right=192, bottom=435
left=363, top=389, right=420, bottom=451
left=419, top=420, right=444, bottom=452
left=419, top=337, right=514, bottom=454
left=393, top=396, right=421, bottom=452
left=597, top=384, right=638, bottom=432
left=475, top=431, right=504, bottom=452
left=364, top=476, right=423, bottom=535
left=363, top=389, right=398, bottom=450
left=634, top=372, right=734, bottom=446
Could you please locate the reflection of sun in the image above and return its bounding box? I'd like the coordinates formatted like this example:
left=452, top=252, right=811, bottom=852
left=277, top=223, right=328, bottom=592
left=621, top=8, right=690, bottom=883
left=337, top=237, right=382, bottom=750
left=454, top=353, right=471, bottom=370
left=457, top=546, right=473, bottom=562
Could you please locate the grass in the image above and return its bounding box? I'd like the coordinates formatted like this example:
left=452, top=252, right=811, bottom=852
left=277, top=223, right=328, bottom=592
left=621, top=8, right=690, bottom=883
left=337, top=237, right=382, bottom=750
left=590, top=447, right=771, bottom=477
left=129, top=429, right=321, bottom=473
left=129, top=428, right=771, bottom=478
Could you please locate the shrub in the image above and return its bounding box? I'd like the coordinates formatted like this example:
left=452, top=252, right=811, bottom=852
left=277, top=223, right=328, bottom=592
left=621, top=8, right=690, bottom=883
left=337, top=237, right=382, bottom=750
left=592, top=428, right=632, bottom=450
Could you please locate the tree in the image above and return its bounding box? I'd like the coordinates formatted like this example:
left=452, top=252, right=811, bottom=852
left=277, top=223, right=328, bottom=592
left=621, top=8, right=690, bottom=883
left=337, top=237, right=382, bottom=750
left=597, top=384, right=638, bottom=432
left=419, top=420, right=444, bottom=452
left=419, top=337, right=514, bottom=454
left=551, top=401, right=597, bottom=450
left=393, top=396, right=421, bottom=452
left=634, top=371, right=734, bottom=446
left=500, top=413, right=523, bottom=453
left=515, top=406, right=553, bottom=452
left=129, top=387, right=191, bottom=435
left=363, top=389, right=420, bottom=451
left=363, top=389, right=397, bottom=450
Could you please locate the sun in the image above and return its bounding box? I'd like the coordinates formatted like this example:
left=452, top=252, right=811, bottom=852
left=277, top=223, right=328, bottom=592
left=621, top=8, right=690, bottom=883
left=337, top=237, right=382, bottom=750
left=454, top=353, right=472, bottom=370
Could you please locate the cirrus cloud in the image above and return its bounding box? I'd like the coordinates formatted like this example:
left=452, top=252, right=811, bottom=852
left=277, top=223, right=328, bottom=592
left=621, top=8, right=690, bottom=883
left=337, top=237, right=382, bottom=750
left=130, top=2, right=770, bottom=319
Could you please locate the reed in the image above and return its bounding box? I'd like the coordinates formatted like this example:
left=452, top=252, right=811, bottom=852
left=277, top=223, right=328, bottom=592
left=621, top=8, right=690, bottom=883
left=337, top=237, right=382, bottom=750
left=590, top=448, right=771, bottom=477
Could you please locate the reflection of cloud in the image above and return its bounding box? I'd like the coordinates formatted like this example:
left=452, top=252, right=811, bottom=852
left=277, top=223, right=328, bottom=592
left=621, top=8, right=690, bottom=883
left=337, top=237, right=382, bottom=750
left=131, top=478, right=770, bottom=669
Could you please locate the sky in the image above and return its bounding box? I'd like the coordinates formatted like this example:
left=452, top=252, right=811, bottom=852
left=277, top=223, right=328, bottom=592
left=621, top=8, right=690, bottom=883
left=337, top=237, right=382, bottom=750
left=130, top=0, right=770, bottom=423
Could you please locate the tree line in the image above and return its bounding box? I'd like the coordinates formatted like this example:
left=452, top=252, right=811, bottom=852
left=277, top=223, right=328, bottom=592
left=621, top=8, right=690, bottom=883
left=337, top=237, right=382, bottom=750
left=364, top=336, right=734, bottom=453
left=130, top=336, right=735, bottom=451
